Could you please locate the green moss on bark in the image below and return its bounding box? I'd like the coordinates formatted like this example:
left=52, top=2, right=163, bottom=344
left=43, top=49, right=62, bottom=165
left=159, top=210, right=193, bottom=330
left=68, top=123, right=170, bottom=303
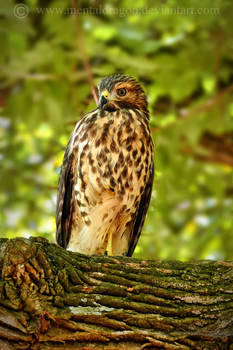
left=0, top=237, right=232, bottom=349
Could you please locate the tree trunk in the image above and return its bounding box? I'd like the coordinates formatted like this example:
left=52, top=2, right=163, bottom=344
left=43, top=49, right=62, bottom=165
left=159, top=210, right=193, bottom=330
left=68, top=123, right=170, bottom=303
left=0, top=237, right=232, bottom=349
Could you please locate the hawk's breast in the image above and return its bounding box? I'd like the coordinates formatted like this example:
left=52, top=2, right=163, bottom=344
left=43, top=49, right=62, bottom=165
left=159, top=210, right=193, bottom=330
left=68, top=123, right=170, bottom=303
left=73, top=109, right=152, bottom=203
left=66, top=108, right=154, bottom=254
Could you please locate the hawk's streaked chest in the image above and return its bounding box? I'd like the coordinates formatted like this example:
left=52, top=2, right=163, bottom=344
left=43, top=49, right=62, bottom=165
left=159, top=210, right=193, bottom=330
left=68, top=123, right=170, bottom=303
left=66, top=108, right=154, bottom=254
left=70, top=108, right=153, bottom=203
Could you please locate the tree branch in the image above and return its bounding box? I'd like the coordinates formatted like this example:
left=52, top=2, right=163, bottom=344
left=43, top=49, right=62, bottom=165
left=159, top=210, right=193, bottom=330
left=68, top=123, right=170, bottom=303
left=0, top=237, right=232, bottom=349
left=152, top=83, right=233, bottom=134
left=182, top=131, right=233, bottom=167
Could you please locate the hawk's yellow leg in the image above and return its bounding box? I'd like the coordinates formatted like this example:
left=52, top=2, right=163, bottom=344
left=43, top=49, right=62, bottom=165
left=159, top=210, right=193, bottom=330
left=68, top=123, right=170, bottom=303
left=106, top=231, right=113, bottom=256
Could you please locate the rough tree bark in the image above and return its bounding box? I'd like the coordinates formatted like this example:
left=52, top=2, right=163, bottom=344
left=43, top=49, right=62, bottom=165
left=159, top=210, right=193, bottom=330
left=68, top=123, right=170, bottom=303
left=0, top=237, right=232, bottom=350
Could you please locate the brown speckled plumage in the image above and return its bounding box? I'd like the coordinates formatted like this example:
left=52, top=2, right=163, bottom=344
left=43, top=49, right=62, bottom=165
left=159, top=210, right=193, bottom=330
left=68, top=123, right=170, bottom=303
left=56, top=74, right=154, bottom=256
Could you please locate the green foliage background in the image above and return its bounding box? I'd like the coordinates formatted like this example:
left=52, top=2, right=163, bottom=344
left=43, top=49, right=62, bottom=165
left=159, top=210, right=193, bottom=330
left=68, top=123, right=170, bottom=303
left=1, top=0, right=233, bottom=259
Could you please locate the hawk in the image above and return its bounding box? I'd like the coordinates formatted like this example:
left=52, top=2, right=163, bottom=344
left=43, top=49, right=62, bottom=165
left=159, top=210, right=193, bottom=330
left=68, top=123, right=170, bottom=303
left=56, top=74, right=154, bottom=256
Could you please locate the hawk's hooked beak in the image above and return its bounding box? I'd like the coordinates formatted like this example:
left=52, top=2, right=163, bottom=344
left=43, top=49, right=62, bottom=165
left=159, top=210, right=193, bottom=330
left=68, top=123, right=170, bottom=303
left=98, top=89, right=109, bottom=108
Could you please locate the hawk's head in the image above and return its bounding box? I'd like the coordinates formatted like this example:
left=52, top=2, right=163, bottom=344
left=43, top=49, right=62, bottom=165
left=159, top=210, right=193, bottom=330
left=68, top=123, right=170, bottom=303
left=98, top=74, right=148, bottom=116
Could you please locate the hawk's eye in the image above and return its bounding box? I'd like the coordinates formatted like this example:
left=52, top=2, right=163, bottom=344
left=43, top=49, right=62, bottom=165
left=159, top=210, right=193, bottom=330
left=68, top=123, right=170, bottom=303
left=117, top=88, right=127, bottom=97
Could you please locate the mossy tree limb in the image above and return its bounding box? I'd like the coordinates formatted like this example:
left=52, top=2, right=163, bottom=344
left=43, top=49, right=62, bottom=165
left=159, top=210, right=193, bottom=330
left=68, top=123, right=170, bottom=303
left=0, top=237, right=232, bottom=349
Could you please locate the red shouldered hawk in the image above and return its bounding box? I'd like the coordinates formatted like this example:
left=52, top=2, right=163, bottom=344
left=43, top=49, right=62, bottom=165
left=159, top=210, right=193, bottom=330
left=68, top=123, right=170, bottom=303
left=56, top=74, right=154, bottom=256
